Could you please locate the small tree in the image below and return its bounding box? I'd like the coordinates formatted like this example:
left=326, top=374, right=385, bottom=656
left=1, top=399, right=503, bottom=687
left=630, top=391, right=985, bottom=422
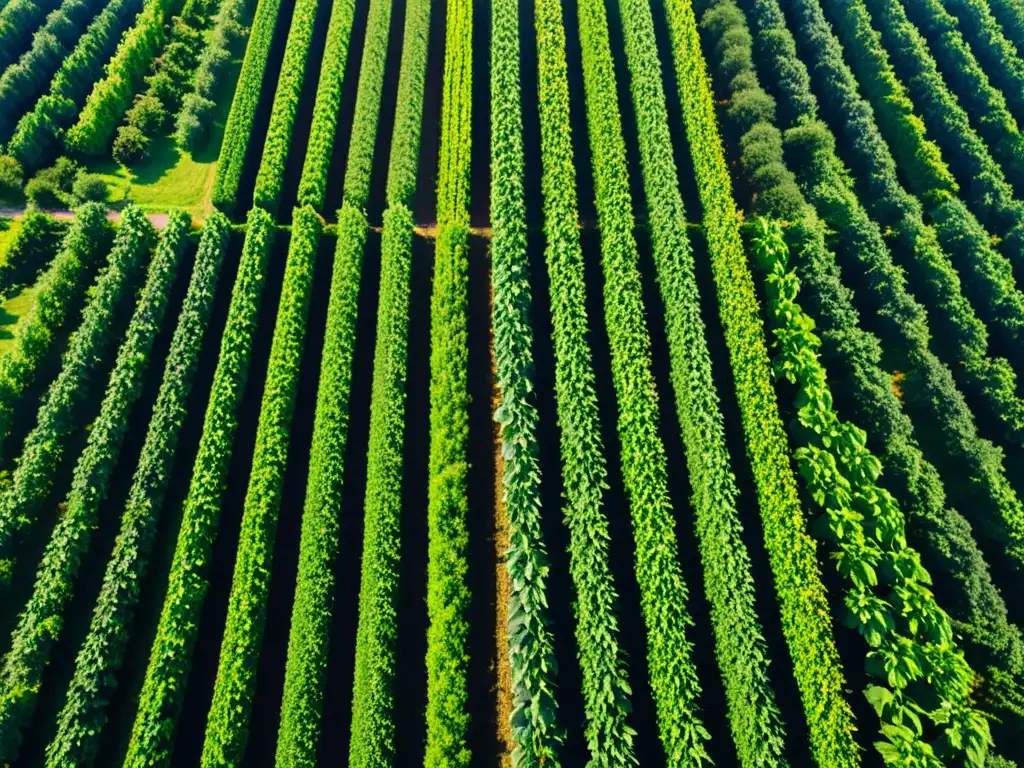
left=114, top=126, right=151, bottom=166
left=72, top=173, right=109, bottom=204
left=0, top=156, right=23, bottom=199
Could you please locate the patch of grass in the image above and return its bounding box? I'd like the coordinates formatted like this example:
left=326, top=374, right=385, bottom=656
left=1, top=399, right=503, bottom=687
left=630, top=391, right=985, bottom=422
left=0, top=283, right=42, bottom=352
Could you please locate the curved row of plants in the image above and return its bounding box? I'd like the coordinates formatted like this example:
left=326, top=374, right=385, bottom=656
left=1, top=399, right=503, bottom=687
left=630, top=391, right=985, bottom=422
left=780, top=0, right=1024, bottom=572
left=0, top=206, right=108, bottom=462
left=984, top=0, right=1024, bottom=55
left=659, top=0, right=860, bottom=763
left=0, top=0, right=63, bottom=72
left=617, top=0, right=790, bottom=763
left=6, top=0, right=144, bottom=169
left=753, top=219, right=992, bottom=766
left=736, top=0, right=1024, bottom=735
left=123, top=206, right=276, bottom=768
left=0, top=211, right=188, bottom=764
left=45, top=214, right=230, bottom=768
left=65, top=0, right=176, bottom=155
left=209, top=0, right=285, bottom=209
left=0, top=206, right=153, bottom=582
left=493, top=0, right=562, bottom=762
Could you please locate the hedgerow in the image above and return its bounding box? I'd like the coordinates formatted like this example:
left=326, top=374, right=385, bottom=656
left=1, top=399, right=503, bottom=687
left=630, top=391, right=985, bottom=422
left=0, top=0, right=62, bottom=72
left=6, top=0, right=144, bottom=169
left=0, top=212, right=66, bottom=301
left=754, top=219, right=992, bottom=766
left=736, top=0, right=1024, bottom=737
left=490, top=0, right=561, bottom=762
left=201, top=206, right=320, bottom=766
left=295, top=0, right=356, bottom=210
left=0, top=210, right=188, bottom=765
left=0, top=205, right=108, bottom=460
left=617, top=0, right=789, bottom=762
left=0, top=205, right=154, bottom=583
left=250, top=0, right=322, bottom=213
left=174, top=0, right=257, bottom=153
left=276, top=202, right=365, bottom=768
left=46, top=213, right=229, bottom=768
left=209, top=0, right=284, bottom=210
left=659, top=0, right=860, bottom=763
left=123, top=207, right=275, bottom=768
left=979, top=0, right=1024, bottom=77
left=65, top=0, right=174, bottom=155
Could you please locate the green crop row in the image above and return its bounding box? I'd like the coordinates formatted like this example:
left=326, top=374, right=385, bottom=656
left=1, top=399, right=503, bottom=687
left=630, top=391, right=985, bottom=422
left=659, top=0, right=860, bottom=764
left=0, top=0, right=99, bottom=143
left=780, top=0, right=1024, bottom=575
left=0, top=205, right=153, bottom=582
left=0, top=0, right=63, bottom=72
left=0, top=212, right=66, bottom=302
left=123, top=207, right=275, bottom=768
left=209, top=0, right=284, bottom=210
left=201, top=206, right=320, bottom=766
left=276, top=202, right=365, bottom=768
left=348, top=203, right=413, bottom=768
left=490, top=0, right=561, bottom=763
left=754, top=219, right=992, bottom=766
left=617, top=0, right=790, bottom=763
left=435, top=0, right=470, bottom=225
left=940, top=0, right=1024, bottom=127
left=985, top=0, right=1024, bottom=65
left=383, top=0, right=429, bottom=210
left=0, top=211, right=188, bottom=765
left=730, top=0, right=1024, bottom=737
left=575, top=0, right=716, bottom=761
left=341, top=0, right=395, bottom=208
left=7, top=0, right=143, bottom=169
left=46, top=213, right=228, bottom=768
left=295, top=0, right=356, bottom=210
left=250, top=0, right=322, bottom=213
left=0, top=206, right=109, bottom=461
left=65, top=0, right=174, bottom=155
left=175, top=0, right=258, bottom=153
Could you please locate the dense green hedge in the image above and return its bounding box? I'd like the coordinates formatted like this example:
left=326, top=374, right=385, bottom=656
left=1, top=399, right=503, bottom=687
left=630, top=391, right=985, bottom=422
left=985, top=0, right=1024, bottom=54
left=0, top=206, right=108, bottom=460
left=0, top=212, right=66, bottom=300
left=348, top=203, right=413, bottom=768
left=209, top=0, right=284, bottom=210
left=617, top=0, right=789, bottom=763
left=0, top=0, right=63, bottom=72
left=276, top=202, right=365, bottom=767
left=294, top=0, right=356, bottom=210
left=490, top=0, right=561, bottom=761
left=46, top=213, right=229, bottom=767
left=249, top=0, right=321, bottom=212
left=659, top=0, right=860, bottom=763
left=124, top=207, right=275, bottom=767
left=0, top=205, right=153, bottom=583
left=0, top=210, right=188, bottom=765
left=201, top=206, right=320, bottom=765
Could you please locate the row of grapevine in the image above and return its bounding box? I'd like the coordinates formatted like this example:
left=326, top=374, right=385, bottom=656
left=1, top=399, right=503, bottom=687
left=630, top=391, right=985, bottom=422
left=0, top=206, right=153, bottom=581
left=0, top=0, right=62, bottom=72
left=658, top=0, right=860, bottom=763
left=752, top=219, right=992, bottom=765
left=65, top=0, right=176, bottom=155
left=0, top=0, right=101, bottom=143
left=124, top=206, right=275, bottom=767
left=0, top=211, right=188, bottom=764
left=0, top=205, right=109, bottom=464
left=6, top=0, right=145, bottom=169
left=425, top=0, right=473, bottom=758
left=780, top=0, right=1024, bottom=572
left=46, top=214, right=230, bottom=768
left=0, top=212, right=66, bottom=301
left=489, top=0, right=561, bottom=762
left=575, top=0, right=718, bottom=760
left=175, top=0, right=257, bottom=152
left=209, top=0, right=284, bottom=209
left=726, top=0, right=1024, bottom=736
left=615, top=0, right=789, bottom=762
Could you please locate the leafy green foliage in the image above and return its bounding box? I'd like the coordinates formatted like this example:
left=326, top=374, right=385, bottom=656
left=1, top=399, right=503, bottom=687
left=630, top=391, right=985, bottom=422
left=46, top=213, right=228, bottom=767
left=0, top=0, right=62, bottom=72
left=123, top=207, right=275, bottom=767
left=0, top=205, right=109, bottom=463
left=0, top=210, right=187, bottom=764
left=659, top=0, right=860, bottom=763
left=209, top=0, right=284, bottom=210
left=201, top=206, right=320, bottom=766
left=0, top=211, right=66, bottom=301
left=983, top=0, right=1024, bottom=69
left=0, top=205, right=153, bottom=582
left=754, top=219, right=992, bottom=767
left=276, top=202, right=364, bottom=768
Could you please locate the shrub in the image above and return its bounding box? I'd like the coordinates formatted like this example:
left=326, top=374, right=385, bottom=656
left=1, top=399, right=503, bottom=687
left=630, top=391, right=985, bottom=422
left=126, top=93, right=168, bottom=134
left=0, top=157, right=24, bottom=198
left=72, top=173, right=108, bottom=203
left=113, top=125, right=151, bottom=165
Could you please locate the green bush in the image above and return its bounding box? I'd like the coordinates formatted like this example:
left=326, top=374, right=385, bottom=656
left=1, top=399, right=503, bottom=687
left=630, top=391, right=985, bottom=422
left=72, top=173, right=108, bottom=203
left=113, top=125, right=151, bottom=165
left=0, top=157, right=24, bottom=198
